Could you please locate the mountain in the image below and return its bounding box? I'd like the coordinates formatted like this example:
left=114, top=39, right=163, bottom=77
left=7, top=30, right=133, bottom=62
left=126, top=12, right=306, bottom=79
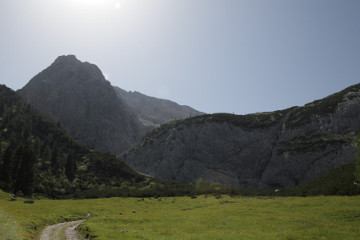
left=18, top=55, right=203, bottom=155
left=18, top=55, right=146, bottom=155
left=0, top=84, right=144, bottom=197
left=114, top=87, right=203, bottom=127
left=124, top=84, right=360, bottom=189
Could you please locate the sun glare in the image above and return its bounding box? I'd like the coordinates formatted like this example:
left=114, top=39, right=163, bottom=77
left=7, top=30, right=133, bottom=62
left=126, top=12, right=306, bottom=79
left=65, top=0, right=122, bottom=10
left=115, top=2, right=122, bottom=9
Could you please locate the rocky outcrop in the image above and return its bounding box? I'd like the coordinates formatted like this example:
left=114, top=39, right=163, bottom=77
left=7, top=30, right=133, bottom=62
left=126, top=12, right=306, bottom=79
left=125, top=84, right=360, bottom=189
left=18, top=55, right=146, bottom=155
left=113, top=87, right=203, bottom=127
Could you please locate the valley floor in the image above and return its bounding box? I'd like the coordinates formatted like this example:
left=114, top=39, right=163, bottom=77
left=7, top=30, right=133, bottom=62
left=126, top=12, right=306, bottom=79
left=0, top=190, right=359, bottom=240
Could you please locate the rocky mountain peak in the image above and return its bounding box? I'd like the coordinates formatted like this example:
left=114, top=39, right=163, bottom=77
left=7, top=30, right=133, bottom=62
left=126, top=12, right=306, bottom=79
left=53, top=54, right=78, bottom=63
left=18, top=55, right=145, bottom=155
left=43, top=54, right=107, bottom=86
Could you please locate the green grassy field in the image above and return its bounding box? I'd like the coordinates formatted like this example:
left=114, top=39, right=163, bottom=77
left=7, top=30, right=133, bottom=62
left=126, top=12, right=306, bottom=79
left=0, top=190, right=360, bottom=240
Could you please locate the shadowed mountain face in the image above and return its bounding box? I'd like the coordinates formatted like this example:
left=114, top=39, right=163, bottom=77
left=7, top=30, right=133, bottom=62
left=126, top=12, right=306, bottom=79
left=18, top=55, right=203, bottom=156
left=114, top=87, right=203, bottom=127
left=0, top=84, right=144, bottom=197
left=125, top=84, right=360, bottom=189
left=18, top=55, right=146, bottom=155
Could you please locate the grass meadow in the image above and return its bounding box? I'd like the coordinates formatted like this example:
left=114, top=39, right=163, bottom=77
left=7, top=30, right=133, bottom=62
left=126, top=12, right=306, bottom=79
left=0, top=190, right=360, bottom=240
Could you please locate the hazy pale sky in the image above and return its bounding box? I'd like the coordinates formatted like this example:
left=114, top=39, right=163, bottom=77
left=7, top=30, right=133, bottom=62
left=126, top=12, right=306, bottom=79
left=0, top=0, right=359, bottom=114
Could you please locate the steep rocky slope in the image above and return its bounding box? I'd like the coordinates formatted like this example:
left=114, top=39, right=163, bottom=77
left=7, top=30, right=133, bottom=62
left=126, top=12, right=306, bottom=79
left=125, top=84, right=360, bottom=189
left=114, top=87, right=203, bottom=127
left=18, top=55, right=146, bottom=155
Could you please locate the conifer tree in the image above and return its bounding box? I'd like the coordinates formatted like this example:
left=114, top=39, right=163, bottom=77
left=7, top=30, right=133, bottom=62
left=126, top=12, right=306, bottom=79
left=65, top=153, right=76, bottom=181
left=10, top=145, right=24, bottom=186
left=0, top=143, right=14, bottom=190
left=51, top=146, right=59, bottom=175
left=355, top=135, right=360, bottom=184
left=14, top=146, right=36, bottom=195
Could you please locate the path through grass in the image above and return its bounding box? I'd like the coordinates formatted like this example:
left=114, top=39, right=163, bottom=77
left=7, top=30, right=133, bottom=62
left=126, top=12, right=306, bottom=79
left=0, top=190, right=359, bottom=239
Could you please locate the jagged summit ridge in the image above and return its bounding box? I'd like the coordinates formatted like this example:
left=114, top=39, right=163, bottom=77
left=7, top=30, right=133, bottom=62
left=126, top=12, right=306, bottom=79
left=54, top=54, right=78, bottom=63
left=114, top=86, right=203, bottom=127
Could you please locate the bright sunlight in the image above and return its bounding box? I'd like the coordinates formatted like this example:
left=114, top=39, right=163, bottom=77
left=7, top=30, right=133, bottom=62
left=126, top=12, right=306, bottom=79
left=64, top=0, right=122, bottom=10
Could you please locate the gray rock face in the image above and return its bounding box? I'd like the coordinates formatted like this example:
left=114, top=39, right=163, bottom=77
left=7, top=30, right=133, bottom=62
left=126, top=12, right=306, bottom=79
left=18, top=55, right=146, bottom=155
left=125, top=84, right=360, bottom=189
left=113, top=87, right=203, bottom=127
left=18, top=55, right=204, bottom=156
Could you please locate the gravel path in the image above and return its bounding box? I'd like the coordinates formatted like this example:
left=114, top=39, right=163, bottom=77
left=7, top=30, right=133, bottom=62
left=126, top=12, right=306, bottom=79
left=39, top=220, right=84, bottom=240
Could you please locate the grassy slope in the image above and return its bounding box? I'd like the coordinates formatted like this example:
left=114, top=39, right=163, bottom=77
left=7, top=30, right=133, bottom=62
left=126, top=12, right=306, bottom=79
left=1, top=190, right=360, bottom=240
left=282, top=163, right=360, bottom=196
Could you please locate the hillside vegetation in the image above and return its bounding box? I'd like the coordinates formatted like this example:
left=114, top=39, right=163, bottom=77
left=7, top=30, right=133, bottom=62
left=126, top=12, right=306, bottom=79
left=0, top=84, right=147, bottom=198
left=284, top=83, right=360, bottom=129
left=140, top=109, right=293, bottom=142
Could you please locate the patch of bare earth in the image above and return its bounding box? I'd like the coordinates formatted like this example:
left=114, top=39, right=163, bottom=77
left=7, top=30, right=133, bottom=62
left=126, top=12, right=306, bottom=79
left=39, top=220, right=84, bottom=240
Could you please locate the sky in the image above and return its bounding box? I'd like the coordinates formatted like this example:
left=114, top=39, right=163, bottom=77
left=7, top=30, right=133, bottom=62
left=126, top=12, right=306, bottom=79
left=0, top=0, right=359, bottom=114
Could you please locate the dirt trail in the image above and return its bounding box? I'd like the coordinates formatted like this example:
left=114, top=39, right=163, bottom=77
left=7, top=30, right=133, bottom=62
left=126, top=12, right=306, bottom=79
left=39, top=220, right=84, bottom=240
